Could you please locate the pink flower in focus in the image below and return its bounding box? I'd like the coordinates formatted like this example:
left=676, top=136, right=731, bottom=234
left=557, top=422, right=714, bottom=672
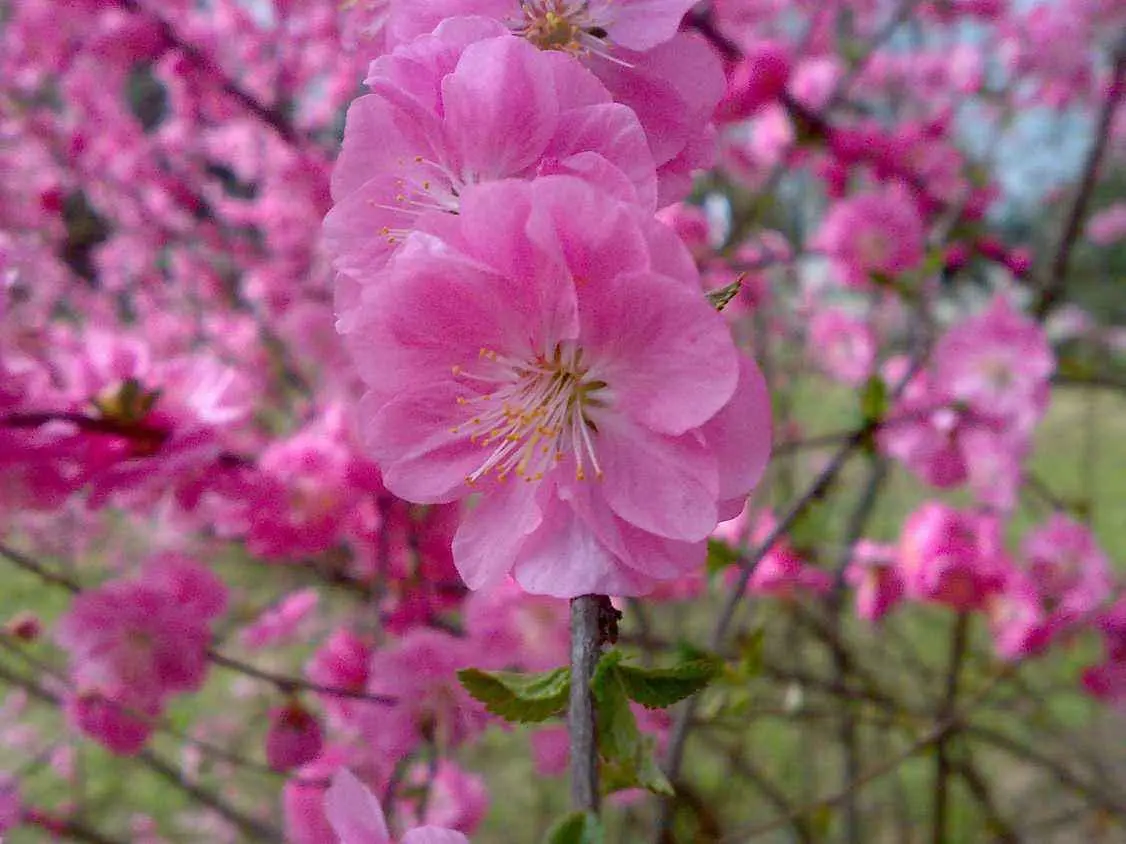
left=814, top=187, right=925, bottom=288
left=266, top=702, right=325, bottom=772
left=807, top=309, right=877, bottom=386
left=325, top=768, right=469, bottom=844
left=384, top=0, right=698, bottom=53
left=346, top=177, right=771, bottom=597
left=325, top=21, right=657, bottom=316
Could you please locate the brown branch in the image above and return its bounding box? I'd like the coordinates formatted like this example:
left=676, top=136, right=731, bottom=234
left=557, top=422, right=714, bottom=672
left=1034, top=30, right=1126, bottom=318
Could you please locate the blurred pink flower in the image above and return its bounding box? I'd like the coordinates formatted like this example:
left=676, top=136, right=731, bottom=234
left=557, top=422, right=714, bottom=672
left=325, top=768, right=469, bottom=844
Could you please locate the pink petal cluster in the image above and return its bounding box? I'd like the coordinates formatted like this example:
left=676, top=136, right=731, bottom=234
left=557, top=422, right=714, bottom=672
left=373, top=1, right=724, bottom=205
left=898, top=503, right=1006, bottom=612
left=324, top=19, right=658, bottom=324
left=814, top=185, right=926, bottom=288
left=844, top=541, right=905, bottom=623
left=54, top=554, right=227, bottom=754
left=341, top=176, right=770, bottom=597
left=879, top=296, right=1053, bottom=510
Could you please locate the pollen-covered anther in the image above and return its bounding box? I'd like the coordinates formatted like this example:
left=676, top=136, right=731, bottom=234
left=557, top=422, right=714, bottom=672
left=453, top=342, right=607, bottom=485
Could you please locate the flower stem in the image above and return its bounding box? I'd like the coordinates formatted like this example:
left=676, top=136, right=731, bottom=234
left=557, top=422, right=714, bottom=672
left=569, top=594, right=603, bottom=813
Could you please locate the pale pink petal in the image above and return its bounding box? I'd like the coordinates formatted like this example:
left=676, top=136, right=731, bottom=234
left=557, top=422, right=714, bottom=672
left=580, top=270, right=738, bottom=434
left=401, top=828, right=471, bottom=844
left=324, top=769, right=391, bottom=844
left=441, top=36, right=559, bottom=180
left=700, top=356, right=772, bottom=501
left=362, top=386, right=482, bottom=503
left=453, top=483, right=543, bottom=589
left=597, top=416, right=718, bottom=542
left=593, top=0, right=699, bottom=51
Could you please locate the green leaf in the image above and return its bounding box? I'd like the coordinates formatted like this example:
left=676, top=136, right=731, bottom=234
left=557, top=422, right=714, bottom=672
left=457, top=666, right=569, bottom=723
left=543, top=811, right=604, bottom=844
left=615, top=658, right=723, bottom=709
left=705, top=276, right=744, bottom=311
left=590, top=651, right=676, bottom=796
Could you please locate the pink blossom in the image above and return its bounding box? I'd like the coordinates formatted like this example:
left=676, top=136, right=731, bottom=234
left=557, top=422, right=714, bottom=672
left=54, top=555, right=226, bottom=752
left=345, top=176, right=770, bottom=597
left=1082, top=599, right=1126, bottom=704
left=814, top=186, right=926, bottom=288
left=1085, top=203, right=1126, bottom=245
left=307, top=629, right=372, bottom=726
left=241, top=589, right=321, bottom=650
left=325, top=21, right=657, bottom=314
left=325, top=768, right=469, bottom=844
left=463, top=579, right=569, bottom=671
left=360, top=629, right=487, bottom=761
left=397, top=761, right=488, bottom=834
left=64, top=690, right=159, bottom=756
left=266, top=702, right=325, bottom=772
left=898, top=503, right=1005, bottom=612
left=0, top=775, right=19, bottom=833
left=1022, top=514, right=1111, bottom=623
left=384, top=0, right=698, bottom=53
left=845, top=541, right=904, bottom=623
left=715, top=42, right=792, bottom=123
left=807, top=309, right=877, bottom=386
left=934, top=295, right=1053, bottom=436
left=987, top=570, right=1052, bottom=661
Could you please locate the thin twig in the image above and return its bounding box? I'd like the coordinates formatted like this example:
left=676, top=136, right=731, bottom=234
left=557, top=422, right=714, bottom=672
left=1034, top=29, right=1126, bottom=318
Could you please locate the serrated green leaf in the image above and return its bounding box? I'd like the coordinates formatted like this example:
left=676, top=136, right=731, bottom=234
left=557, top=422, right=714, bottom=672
left=591, top=651, right=677, bottom=796
left=616, top=658, right=722, bottom=709
left=457, top=666, right=569, bottom=723
left=543, top=811, right=604, bottom=844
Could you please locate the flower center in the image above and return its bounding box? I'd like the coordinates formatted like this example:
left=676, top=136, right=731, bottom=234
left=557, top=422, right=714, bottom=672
left=451, top=342, right=607, bottom=484
left=517, top=1, right=605, bottom=53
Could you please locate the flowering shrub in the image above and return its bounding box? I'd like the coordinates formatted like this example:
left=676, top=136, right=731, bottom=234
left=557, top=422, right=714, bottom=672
left=2, top=0, right=1126, bottom=841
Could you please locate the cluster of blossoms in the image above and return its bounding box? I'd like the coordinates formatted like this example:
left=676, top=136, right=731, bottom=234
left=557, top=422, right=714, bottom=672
left=0, top=0, right=1125, bottom=839
left=325, top=2, right=772, bottom=598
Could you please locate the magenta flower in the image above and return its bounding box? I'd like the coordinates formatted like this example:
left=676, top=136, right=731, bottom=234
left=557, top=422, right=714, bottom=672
left=54, top=555, right=227, bottom=753
left=845, top=541, right=905, bottom=623
left=324, top=20, right=656, bottom=317
left=1022, top=514, right=1111, bottom=623
left=898, top=503, right=1006, bottom=612
left=345, top=176, right=770, bottom=597
left=266, top=702, right=325, bottom=772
